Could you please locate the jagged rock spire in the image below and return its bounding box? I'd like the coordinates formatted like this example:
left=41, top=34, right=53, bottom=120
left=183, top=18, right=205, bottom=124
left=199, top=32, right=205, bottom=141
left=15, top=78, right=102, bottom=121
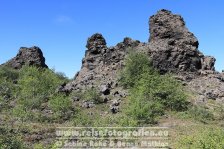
left=86, top=33, right=107, bottom=54
left=148, top=9, right=214, bottom=73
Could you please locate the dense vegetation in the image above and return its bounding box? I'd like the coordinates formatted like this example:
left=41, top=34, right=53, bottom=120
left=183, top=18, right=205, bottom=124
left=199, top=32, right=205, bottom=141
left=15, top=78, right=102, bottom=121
left=0, top=66, right=73, bottom=148
left=120, top=52, right=189, bottom=124
left=0, top=65, right=73, bottom=123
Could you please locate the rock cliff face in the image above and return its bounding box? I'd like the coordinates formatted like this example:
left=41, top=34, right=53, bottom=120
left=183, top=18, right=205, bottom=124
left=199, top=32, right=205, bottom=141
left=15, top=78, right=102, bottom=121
left=2, top=46, right=48, bottom=69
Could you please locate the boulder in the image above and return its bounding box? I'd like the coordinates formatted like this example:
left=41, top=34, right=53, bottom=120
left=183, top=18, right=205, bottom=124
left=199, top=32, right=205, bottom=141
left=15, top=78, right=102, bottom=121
left=110, top=105, right=119, bottom=114
left=201, top=56, right=216, bottom=71
left=100, top=85, right=110, bottom=95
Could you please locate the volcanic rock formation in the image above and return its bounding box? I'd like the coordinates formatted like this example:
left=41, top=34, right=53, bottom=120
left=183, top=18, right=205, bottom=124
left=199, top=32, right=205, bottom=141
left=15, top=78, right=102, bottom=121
left=61, top=9, right=216, bottom=93
left=2, top=46, right=48, bottom=69
left=58, top=9, right=224, bottom=109
left=147, top=9, right=215, bottom=74
left=59, top=34, right=144, bottom=94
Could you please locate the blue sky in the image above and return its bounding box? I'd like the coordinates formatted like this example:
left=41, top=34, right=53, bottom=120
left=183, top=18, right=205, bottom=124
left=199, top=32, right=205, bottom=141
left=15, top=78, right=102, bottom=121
left=0, top=0, right=223, bottom=78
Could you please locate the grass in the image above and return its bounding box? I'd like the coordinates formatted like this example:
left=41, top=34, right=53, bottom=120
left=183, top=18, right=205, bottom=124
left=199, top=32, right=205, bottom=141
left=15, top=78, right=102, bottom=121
left=173, top=124, right=224, bottom=149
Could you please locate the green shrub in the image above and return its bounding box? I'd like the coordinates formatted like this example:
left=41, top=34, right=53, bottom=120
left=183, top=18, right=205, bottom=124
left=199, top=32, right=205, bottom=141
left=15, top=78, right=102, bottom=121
left=72, top=110, right=99, bottom=126
left=188, top=106, right=214, bottom=123
left=71, top=88, right=103, bottom=104
left=176, top=105, right=214, bottom=124
left=48, top=94, right=74, bottom=120
left=0, top=127, right=26, bottom=149
left=119, top=52, right=154, bottom=88
left=55, top=71, right=69, bottom=81
left=177, top=127, right=224, bottom=149
left=83, top=88, right=103, bottom=104
left=18, top=66, right=67, bottom=98
left=0, top=66, right=19, bottom=102
left=120, top=52, right=189, bottom=124
left=136, top=73, right=189, bottom=111
left=126, top=96, right=164, bottom=124
left=0, top=66, right=19, bottom=81
left=0, top=66, right=19, bottom=111
left=49, top=94, right=72, bottom=113
left=12, top=105, right=34, bottom=122
left=9, top=66, right=69, bottom=121
left=17, top=66, right=68, bottom=110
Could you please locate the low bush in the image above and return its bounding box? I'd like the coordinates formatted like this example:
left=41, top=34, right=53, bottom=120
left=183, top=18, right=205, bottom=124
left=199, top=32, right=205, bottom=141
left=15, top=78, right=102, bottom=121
left=0, top=66, right=19, bottom=81
left=0, top=127, right=26, bottom=149
left=10, top=65, right=70, bottom=121
left=120, top=52, right=189, bottom=124
left=119, top=52, right=154, bottom=88
left=126, top=97, right=164, bottom=124
left=177, top=127, right=224, bottom=149
left=0, top=66, right=19, bottom=106
left=188, top=106, right=214, bottom=123
left=83, top=88, right=103, bottom=104
left=12, top=105, right=33, bottom=122
left=48, top=94, right=74, bottom=120
left=176, top=105, right=214, bottom=123
left=18, top=66, right=67, bottom=105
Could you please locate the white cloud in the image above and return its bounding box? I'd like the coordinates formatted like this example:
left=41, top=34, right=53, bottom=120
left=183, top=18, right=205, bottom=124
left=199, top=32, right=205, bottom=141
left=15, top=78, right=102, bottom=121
left=55, top=15, right=73, bottom=23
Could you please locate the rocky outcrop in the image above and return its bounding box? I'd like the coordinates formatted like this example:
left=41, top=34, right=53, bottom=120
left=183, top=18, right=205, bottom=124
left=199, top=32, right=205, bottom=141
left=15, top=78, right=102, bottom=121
left=145, top=9, right=223, bottom=105
left=59, top=9, right=222, bottom=110
left=60, top=33, right=143, bottom=93
left=0, top=9, right=222, bottom=114
left=147, top=9, right=211, bottom=74
left=183, top=72, right=224, bottom=104
left=61, top=9, right=218, bottom=93
left=65, top=9, right=217, bottom=91
left=58, top=34, right=141, bottom=112
left=2, top=46, right=48, bottom=69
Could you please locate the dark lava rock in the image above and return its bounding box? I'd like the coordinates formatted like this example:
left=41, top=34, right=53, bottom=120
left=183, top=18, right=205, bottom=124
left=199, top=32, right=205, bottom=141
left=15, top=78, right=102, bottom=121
left=100, top=85, right=110, bottom=95
left=3, top=46, right=48, bottom=69
left=148, top=9, right=209, bottom=74
left=61, top=33, right=143, bottom=93
left=187, top=73, right=224, bottom=104
left=86, top=33, right=107, bottom=55
left=110, top=105, right=119, bottom=114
